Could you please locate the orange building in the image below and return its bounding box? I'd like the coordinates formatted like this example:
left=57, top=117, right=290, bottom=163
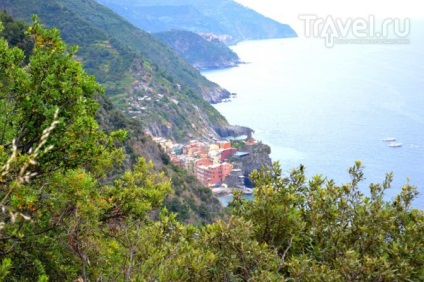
left=216, top=140, right=231, bottom=149
left=195, top=162, right=233, bottom=186
left=221, top=162, right=233, bottom=177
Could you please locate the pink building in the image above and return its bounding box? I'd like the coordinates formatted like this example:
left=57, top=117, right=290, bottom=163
left=221, top=162, right=233, bottom=177
left=170, top=155, right=183, bottom=167
left=195, top=158, right=212, bottom=167
left=220, top=148, right=238, bottom=162
left=195, top=162, right=234, bottom=186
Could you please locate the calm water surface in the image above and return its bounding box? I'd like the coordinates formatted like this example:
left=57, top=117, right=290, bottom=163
left=203, top=26, right=424, bottom=208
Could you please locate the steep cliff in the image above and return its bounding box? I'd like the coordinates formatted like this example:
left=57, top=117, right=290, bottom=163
left=235, top=141, right=273, bottom=186
left=241, top=142, right=273, bottom=175
left=0, top=0, right=245, bottom=142
left=154, top=30, right=241, bottom=70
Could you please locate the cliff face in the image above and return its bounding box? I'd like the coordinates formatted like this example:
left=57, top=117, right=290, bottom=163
left=222, top=140, right=272, bottom=188
left=154, top=30, right=241, bottom=70
left=214, top=125, right=254, bottom=139
left=203, top=85, right=232, bottom=104
left=238, top=142, right=273, bottom=185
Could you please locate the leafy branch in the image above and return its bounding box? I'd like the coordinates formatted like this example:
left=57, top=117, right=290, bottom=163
left=0, top=109, right=59, bottom=232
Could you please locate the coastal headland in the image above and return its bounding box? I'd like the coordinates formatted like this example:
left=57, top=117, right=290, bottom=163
left=151, top=136, right=273, bottom=196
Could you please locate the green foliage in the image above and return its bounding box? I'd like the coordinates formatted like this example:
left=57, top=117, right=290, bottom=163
left=0, top=15, right=116, bottom=176
left=164, top=165, right=223, bottom=224
left=230, top=161, right=424, bottom=281
left=0, top=258, right=12, bottom=281
left=199, top=216, right=280, bottom=281
left=0, top=12, right=215, bottom=281
left=231, top=139, right=247, bottom=150
left=0, top=11, right=422, bottom=282
left=91, top=210, right=279, bottom=281
left=106, top=158, right=171, bottom=220
left=2, top=0, right=231, bottom=142
left=0, top=19, right=131, bottom=281
left=0, top=11, right=34, bottom=62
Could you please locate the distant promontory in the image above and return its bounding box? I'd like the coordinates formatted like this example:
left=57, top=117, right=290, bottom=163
left=154, top=30, right=242, bottom=70
left=96, top=0, right=297, bottom=45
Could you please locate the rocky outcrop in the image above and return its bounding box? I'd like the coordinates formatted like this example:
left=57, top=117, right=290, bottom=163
left=202, top=85, right=231, bottom=104
left=237, top=142, right=272, bottom=186
left=146, top=123, right=173, bottom=139
left=193, top=60, right=239, bottom=70
left=241, top=142, right=272, bottom=173
left=154, top=30, right=241, bottom=71
left=221, top=141, right=272, bottom=188
left=214, top=125, right=254, bottom=139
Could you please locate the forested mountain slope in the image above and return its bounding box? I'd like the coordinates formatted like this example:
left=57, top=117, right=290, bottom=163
left=97, top=0, right=297, bottom=44
left=0, top=10, right=223, bottom=228
left=0, top=13, right=422, bottom=281
left=1, top=0, right=249, bottom=142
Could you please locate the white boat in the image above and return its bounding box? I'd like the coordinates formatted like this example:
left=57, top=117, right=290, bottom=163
left=383, top=137, right=396, bottom=142
left=388, top=142, right=402, bottom=148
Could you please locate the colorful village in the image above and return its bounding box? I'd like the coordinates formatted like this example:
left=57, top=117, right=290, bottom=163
left=151, top=137, right=258, bottom=196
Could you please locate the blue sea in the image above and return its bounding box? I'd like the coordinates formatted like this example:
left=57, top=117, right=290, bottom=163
left=202, top=22, right=424, bottom=209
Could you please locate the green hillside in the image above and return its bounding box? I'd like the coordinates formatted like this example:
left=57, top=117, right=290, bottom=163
left=1, top=11, right=423, bottom=282
left=0, top=10, right=223, bottom=226
left=96, top=0, right=297, bottom=44
left=154, top=30, right=241, bottom=69
left=0, top=0, right=248, bottom=142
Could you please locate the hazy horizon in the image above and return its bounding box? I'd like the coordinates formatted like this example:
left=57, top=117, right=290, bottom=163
left=235, top=0, right=423, bottom=36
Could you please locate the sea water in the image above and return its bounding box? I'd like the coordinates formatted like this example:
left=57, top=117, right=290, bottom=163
left=202, top=22, right=424, bottom=208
